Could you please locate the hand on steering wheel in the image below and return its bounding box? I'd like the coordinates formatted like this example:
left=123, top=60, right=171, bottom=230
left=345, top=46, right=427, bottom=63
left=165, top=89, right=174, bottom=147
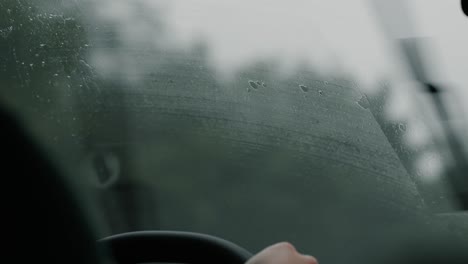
left=246, top=242, right=318, bottom=264
left=99, top=231, right=318, bottom=264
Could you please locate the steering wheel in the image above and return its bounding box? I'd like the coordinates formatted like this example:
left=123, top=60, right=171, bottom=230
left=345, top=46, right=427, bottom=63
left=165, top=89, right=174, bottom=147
left=98, top=230, right=253, bottom=264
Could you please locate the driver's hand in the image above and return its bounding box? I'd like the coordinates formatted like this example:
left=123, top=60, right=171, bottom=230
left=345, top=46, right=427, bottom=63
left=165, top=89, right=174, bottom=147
left=246, top=242, right=318, bottom=264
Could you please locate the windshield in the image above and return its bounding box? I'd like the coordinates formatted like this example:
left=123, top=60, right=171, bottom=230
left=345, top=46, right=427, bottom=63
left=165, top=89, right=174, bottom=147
left=1, top=0, right=467, bottom=263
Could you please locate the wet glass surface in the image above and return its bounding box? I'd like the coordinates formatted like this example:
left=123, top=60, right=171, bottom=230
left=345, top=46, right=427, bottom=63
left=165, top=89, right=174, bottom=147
left=1, top=0, right=467, bottom=263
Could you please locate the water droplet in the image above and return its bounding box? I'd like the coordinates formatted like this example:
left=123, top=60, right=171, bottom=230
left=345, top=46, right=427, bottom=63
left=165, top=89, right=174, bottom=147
left=7, top=9, right=11, bottom=14
left=35, top=53, right=39, bottom=57
left=29, top=63, right=33, bottom=67
left=398, top=123, right=407, bottom=132
left=357, top=95, right=370, bottom=109
left=248, top=80, right=258, bottom=89
left=67, top=75, right=71, bottom=79
left=54, top=73, right=58, bottom=77
left=79, top=60, right=92, bottom=70
left=0, top=26, right=13, bottom=39
left=299, top=84, right=309, bottom=92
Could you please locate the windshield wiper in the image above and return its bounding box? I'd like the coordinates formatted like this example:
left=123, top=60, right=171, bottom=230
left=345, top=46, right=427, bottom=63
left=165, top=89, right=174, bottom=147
left=370, top=0, right=468, bottom=210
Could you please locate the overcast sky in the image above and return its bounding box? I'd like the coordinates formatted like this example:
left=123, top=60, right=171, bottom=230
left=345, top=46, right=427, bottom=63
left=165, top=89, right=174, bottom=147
left=160, top=0, right=467, bottom=92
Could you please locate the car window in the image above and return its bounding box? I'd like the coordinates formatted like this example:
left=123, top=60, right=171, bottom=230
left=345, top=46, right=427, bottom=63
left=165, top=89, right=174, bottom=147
left=1, top=1, right=467, bottom=263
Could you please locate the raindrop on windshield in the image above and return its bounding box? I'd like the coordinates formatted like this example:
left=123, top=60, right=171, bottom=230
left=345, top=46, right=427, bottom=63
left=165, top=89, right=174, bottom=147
left=398, top=123, right=407, bottom=132
left=357, top=95, right=370, bottom=109
left=248, top=80, right=258, bottom=89
left=299, top=84, right=309, bottom=92
left=79, top=60, right=92, bottom=70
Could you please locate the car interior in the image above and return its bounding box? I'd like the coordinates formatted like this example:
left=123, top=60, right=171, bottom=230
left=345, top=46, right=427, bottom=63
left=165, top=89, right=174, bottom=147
left=3, top=1, right=468, bottom=263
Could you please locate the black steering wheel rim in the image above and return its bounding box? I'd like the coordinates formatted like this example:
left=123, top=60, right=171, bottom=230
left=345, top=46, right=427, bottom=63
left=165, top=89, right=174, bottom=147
left=98, top=230, right=253, bottom=264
